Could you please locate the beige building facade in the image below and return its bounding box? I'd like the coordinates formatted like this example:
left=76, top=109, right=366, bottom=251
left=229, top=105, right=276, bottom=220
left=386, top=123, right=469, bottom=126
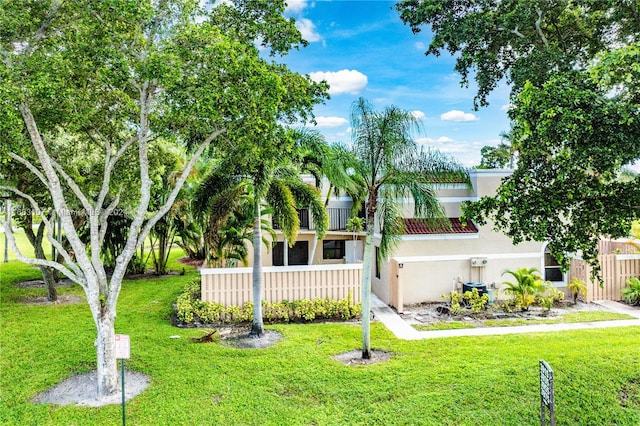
left=249, top=170, right=559, bottom=312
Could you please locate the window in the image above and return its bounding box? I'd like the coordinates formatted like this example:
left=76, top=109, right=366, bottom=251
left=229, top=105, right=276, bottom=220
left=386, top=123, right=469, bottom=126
left=544, top=247, right=564, bottom=283
left=323, top=240, right=345, bottom=260
left=272, top=241, right=309, bottom=266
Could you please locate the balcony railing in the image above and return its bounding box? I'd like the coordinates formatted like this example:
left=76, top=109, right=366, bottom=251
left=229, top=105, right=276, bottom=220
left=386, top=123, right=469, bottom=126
left=274, top=207, right=354, bottom=231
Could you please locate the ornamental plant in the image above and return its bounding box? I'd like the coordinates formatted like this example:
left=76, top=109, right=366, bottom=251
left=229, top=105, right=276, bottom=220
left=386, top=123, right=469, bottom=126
left=622, top=277, right=640, bottom=306
left=501, top=267, right=549, bottom=311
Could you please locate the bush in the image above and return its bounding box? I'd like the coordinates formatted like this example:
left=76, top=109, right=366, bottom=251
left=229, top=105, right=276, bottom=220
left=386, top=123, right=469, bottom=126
left=174, top=282, right=362, bottom=326
left=441, top=289, right=488, bottom=315
left=622, top=277, right=640, bottom=306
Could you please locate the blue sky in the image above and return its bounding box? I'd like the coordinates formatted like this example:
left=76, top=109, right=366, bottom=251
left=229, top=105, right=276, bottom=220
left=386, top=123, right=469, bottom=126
left=280, top=0, right=512, bottom=167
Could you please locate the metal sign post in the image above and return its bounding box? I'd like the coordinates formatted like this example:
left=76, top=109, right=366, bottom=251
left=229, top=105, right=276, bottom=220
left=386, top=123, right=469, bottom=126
left=115, top=335, right=131, bottom=426
left=540, top=360, right=555, bottom=426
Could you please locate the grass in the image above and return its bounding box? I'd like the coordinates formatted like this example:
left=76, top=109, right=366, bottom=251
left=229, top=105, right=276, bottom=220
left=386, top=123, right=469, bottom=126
left=413, top=310, right=635, bottom=331
left=1, top=240, right=640, bottom=425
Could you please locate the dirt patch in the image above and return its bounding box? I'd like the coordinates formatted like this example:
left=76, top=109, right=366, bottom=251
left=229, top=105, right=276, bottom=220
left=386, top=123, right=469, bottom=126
left=218, top=327, right=283, bottom=349
left=16, top=278, right=75, bottom=289
left=22, top=293, right=84, bottom=306
left=618, top=378, right=640, bottom=409
left=399, top=301, right=609, bottom=327
left=31, top=370, right=150, bottom=407
left=333, top=349, right=392, bottom=366
left=177, top=256, right=204, bottom=268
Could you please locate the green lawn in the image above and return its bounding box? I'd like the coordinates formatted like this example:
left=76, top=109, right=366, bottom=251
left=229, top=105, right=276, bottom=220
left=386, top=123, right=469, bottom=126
left=1, top=251, right=640, bottom=425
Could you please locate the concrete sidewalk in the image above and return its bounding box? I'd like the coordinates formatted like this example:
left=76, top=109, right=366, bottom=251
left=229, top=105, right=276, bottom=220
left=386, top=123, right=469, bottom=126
left=370, top=295, right=640, bottom=340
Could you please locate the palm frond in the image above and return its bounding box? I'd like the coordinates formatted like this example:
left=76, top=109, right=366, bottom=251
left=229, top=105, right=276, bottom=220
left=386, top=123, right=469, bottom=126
left=266, top=178, right=300, bottom=243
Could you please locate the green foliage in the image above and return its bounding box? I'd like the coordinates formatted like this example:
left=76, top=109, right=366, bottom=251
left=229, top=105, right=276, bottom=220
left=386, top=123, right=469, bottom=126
left=465, top=288, right=490, bottom=313
left=398, top=1, right=640, bottom=281
left=441, top=289, right=488, bottom=315
left=174, top=282, right=361, bottom=326
left=622, top=277, right=640, bottom=306
left=397, top=1, right=640, bottom=108
left=537, top=288, right=565, bottom=311
left=568, top=277, right=588, bottom=304
left=501, top=267, right=549, bottom=311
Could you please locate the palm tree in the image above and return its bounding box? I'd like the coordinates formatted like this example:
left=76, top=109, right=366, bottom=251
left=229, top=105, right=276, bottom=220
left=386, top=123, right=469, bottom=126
left=501, top=267, right=547, bottom=311
left=289, top=128, right=359, bottom=264
left=195, top=128, right=329, bottom=336
left=349, top=97, right=468, bottom=359
left=249, top=155, right=328, bottom=335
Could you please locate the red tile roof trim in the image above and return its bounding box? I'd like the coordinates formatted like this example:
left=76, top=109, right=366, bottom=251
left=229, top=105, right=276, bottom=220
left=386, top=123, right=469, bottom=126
left=403, top=218, right=478, bottom=235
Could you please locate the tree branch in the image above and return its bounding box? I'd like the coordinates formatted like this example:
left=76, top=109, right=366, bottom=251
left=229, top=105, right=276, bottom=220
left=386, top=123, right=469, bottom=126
left=8, top=152, right=50, bottom=189
left=2, top=219, right=84, bottom=285
left=535, top=6, right=550, bottom=48
left=137, top=129, right=225, bottom=247
left=50, top=158, right=93, bottom=214
left=18, top=103, right=96, bottom=282
left=0, top=185, right=84, bottom=281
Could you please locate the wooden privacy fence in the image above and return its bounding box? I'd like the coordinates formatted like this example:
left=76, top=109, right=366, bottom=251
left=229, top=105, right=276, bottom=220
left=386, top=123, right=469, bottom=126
left=200, top=264, right=362, bottom=307
left=569, top=254, right=640, bottom=302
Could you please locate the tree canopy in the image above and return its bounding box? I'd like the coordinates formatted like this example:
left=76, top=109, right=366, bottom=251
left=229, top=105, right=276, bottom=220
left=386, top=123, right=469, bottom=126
left=0, top=0, right=325, bottom=397
left=398, top=1, right=640, bottom=275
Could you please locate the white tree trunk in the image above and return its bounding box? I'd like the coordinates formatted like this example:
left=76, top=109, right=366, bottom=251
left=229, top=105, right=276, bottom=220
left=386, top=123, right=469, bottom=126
left=251, top=199, right=264, bottom=336
left=360, top=230, right=374, bottom=359
left=9, top=101, right=220, bottom=397
left=93, top=308, right=118, bottom=396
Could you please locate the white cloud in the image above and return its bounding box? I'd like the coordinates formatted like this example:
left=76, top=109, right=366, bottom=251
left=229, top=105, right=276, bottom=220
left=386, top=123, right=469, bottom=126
left=437, top=136, right=455, bottom=142
left=296, top=18, right=321, bottom=42
left=414, top=42, right=426, bottom=50
left=411, top=110, right=426, bottom=120
left=285, top=0, right=308, bottom=14
left=313, top=116, right=349, bottom=128
left=500, top=103, right=514, bottom=112
left=440, top=110, right=478, bottom=122
left=416, top=137, right=434, bottom=144
left=309, top=69, right=368, bottom=95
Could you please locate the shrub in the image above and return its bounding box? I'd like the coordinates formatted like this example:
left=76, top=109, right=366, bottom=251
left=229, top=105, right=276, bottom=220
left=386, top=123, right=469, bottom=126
left=441, top=291, right=463, bottom=315
left=464, top=288, right=489, bottom=313
left=502, top=267, right=549, bottom=311
left=173, top=282, right=362, bottom=326
left=622, top=277, right=640, bottom=306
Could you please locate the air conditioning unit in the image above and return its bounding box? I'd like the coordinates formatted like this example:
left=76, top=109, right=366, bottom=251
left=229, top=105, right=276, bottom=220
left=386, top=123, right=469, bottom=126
left=470, top=257, right=488, bottom=267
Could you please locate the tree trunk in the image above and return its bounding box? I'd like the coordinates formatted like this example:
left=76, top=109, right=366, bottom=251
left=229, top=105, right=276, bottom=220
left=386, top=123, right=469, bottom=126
left=40, top=265, right=58, bottom=302
left=94, top=308, right=119, bottom=396
left=250, top=199, right=264, bottom=336
left=24, top=219, right=59, bottom=302
left=360, top=229, right=374, bottom=359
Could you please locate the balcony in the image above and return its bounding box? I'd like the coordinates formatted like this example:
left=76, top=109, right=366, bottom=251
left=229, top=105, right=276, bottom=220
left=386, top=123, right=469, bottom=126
left=273, top=207, right=354, bottom=231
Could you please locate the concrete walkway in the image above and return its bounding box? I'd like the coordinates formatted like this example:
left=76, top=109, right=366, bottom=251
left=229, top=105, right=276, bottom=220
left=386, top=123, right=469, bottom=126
left=370, top=295, right=640, bottom=340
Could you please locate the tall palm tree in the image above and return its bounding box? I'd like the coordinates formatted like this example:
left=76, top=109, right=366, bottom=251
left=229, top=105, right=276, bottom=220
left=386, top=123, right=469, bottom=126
left=250, top=152, right=328, bottom=335
left=195, top=128, right=329, bottom=336
left=350, top=97, right=469, bottom=359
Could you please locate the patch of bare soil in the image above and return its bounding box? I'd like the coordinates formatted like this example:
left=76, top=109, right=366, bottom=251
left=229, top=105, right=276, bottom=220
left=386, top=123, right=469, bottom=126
left=22, top=293, right=84, bottom=306
left=177, top=256, right=204, bottom=268
left=31, top=370, right=150, bottom=407
left=16, top=278, right=75, bottom=289
left=215, top=325, right=283, bottom=349
left=332, top=349, right=392, bottom=366
left=399, top=301, right=612, bottom=327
